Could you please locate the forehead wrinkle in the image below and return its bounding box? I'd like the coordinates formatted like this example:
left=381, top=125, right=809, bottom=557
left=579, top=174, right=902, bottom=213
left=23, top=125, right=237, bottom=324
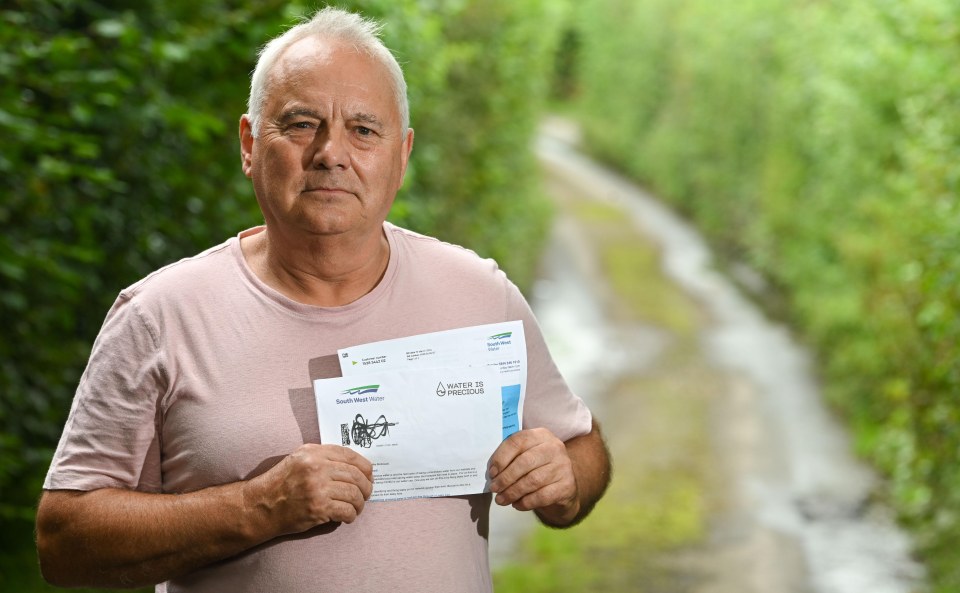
left=265, top=39, right=399, bottom=129
left=272, top=62, right=372, bottom=107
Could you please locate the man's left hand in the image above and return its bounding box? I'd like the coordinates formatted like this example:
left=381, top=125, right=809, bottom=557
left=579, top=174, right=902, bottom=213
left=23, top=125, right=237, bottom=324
left=487, top=427, right=580, bottom=525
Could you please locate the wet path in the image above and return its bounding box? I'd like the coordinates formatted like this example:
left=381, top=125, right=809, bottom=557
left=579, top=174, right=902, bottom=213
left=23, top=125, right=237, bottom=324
left=490, top=119, right=927, bottom=593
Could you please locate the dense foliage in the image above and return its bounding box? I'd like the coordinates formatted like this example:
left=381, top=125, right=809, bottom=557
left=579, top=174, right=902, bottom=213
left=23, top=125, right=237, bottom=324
left=573, top=0, right=960, bottom=589
left=0, top=1, right=563, bottom=588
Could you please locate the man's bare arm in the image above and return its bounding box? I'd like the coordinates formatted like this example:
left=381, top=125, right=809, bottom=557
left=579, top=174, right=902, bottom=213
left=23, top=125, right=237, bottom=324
left=487, top=418, right=611, bottom=528
left=36, top=444, right=373, bottom=588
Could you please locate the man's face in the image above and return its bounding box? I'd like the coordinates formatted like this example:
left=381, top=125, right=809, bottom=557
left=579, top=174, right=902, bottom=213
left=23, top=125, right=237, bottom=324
left=240, top=38, right=413, bottom=239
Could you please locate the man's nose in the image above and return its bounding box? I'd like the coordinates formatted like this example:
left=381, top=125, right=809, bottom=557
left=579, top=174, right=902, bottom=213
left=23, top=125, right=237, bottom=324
left=309, top=126, right=350, bottom=170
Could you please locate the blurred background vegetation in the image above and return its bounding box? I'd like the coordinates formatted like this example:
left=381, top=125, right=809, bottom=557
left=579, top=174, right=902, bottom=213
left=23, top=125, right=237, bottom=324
left=2, top=0, right=959, bottom=591
left=572, top=0, right=959, bottom=590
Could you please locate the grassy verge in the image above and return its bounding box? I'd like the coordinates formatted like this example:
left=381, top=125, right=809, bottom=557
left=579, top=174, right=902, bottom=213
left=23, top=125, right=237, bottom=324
left=495, top=175, right=713, bottom=592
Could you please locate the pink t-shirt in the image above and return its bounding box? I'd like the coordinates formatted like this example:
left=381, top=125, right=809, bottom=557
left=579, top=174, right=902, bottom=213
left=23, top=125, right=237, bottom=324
left=45, top=223, right=592, bottom=593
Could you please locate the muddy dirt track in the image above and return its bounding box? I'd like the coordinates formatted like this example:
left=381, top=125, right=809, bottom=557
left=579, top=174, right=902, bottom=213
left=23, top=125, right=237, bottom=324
left=489, top=119, right=927, bottom=593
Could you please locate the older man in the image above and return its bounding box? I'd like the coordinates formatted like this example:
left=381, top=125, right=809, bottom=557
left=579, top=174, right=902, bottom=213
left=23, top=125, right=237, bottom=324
left=36, top=7, right=609, bottom=592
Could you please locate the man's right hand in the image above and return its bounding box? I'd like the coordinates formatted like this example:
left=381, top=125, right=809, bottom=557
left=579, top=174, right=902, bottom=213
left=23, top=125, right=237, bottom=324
left=246, top=443, right=374, bottom=533
left=36, top=444, right=374, bottom=589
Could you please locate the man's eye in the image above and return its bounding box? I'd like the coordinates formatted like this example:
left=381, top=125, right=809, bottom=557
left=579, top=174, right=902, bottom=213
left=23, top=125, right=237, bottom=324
left=293, top=122, right=314, bottom=129
left=356, top=126, right=374, bottom=136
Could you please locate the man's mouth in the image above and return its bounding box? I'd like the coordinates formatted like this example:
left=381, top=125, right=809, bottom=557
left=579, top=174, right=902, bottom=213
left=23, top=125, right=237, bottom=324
left=302, top=186, right=352, bottom=195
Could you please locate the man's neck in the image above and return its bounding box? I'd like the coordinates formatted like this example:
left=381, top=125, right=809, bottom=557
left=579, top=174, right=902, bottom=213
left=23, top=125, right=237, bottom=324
left=241, top=225, right=390, bottom=308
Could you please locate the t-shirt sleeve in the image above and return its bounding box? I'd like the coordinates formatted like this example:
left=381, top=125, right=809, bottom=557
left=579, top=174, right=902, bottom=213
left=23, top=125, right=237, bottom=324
left=44, top=292, right=166, bottom=492
left=504, top=284, right=593, bottom=442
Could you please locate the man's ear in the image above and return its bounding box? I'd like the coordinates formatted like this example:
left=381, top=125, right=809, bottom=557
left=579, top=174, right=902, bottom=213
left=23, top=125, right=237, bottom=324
left=239, top=115, right=255, bottom=179
left=397, top=128, right=415, bottom=190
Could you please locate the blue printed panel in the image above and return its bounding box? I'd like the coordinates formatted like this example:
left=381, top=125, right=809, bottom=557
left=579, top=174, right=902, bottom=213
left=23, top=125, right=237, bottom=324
left=501, top=384, right=521, bottom=439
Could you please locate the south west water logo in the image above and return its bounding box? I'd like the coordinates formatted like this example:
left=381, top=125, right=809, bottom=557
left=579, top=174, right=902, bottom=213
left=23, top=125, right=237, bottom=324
left=341, top=385, right=380, bottom=396
left=436, top=382, right=447, bottom=397
left=486, top=331, right=513, bottom=351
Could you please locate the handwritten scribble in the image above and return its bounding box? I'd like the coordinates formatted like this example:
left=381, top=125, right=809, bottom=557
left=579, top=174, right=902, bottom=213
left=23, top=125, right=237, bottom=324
left=351, top=413, right=397, bottom=448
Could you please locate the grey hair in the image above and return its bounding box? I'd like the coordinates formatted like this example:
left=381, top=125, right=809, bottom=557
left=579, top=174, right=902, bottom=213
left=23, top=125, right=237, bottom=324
left=247, top=6, right=409, bottom=137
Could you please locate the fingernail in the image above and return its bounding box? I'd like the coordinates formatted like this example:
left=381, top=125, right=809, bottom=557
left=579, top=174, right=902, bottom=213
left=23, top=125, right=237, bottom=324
left=488, top=465, right=498, bottom=479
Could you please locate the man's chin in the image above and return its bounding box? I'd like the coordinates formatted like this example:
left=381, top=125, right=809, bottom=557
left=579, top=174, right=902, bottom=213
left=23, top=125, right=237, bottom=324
left=293, top=216, right=373, bottom=238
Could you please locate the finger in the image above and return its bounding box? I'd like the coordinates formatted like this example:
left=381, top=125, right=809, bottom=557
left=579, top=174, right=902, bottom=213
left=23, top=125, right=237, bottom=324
left=327, top=463, right=371, bottom=489
left=487, top=433, right=527, bottom=480
left=340, top=463, right=374, bottom=500
left=494, top=464, right=557, bottom=506
left=321, top=481, right=368, bottom=520
left=488, top=428, right=554, bottom=480
left=297, top=445, right=374, bottom=488
left=490, top=440, right=558, bottom=493
left=318, top=460, right=374, bottom=502
left=314, top=444, right=374, bottom=478
left=336, top=447, right=374, bottom=479
left=511, top=481, right=573, bottom=513
left=291, top=457, right=371, bottom=499
left=325, top=498, right=363, bottom=524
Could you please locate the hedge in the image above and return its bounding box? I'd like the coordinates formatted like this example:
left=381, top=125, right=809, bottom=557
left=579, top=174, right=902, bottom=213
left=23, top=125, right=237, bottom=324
left=0, top=1, right=564, bottom=588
